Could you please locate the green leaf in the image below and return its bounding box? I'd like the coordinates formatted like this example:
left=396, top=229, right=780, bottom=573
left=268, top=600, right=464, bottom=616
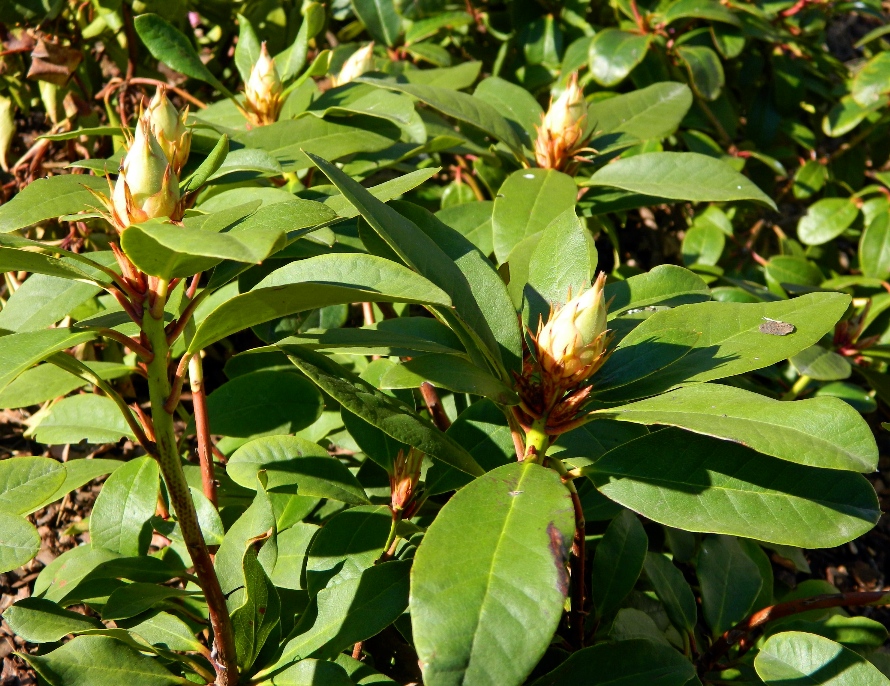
left=594, top=383, right=877, bottom=472
left=797, top=198, right=859, bottom=246
left=0, top=329, right=96, bottom=393
left=817, top=381, right=876, bottom=414
left=2, top=597, right=102, bottom=643
left=207, top=370, right=323, bottom=438
left=852, top=52, right=890, bottom=107
left=605, top=265, right=711, bottom=317
left=765, top=256, right=823, bottom=291
left=493, top=168, right=578, bottom=264
left=0, top=246, right=103, bottom=282
left=793, top=160, right=828, bottom=199
left=357, top=77, right=524, bottom=157
left=228, top=435, right=369, bottom=505
left=473, top=76, right=544, bottom=147
left=591, top=510, right=648, bottom=619
left=234, top=14, right=261, bottom=83
left=823, top=95, right=882, bottom=138
left=122, top=611, right=205, bottom=653
left=323, top=168, right=439, bottom=218
left=791, top=345, right=852, bottom=381
left=435, top=201, right=493, bottom=255
left=676, top=45, right=725, bottom=100
left=281, top=345, right=484, bottom=477
left=643, top=552, right=698, bottom=632
left=0, top=175, right=107, bottom=233
left=588, top=29, right=652, bottom=87
left=23, top=635, right=188, bottom=686
left=134, top=14, right=230, bottom=95
left=101, top=583, right=192, bottom=621
left=697, top=535, right=762, bottom=636
left=584, top=429, right=880, bottom=547
left=270, top=523, right=319, bottom=591
left=379, top=354, right=518, bottom=405
left=860, top=212, right=890, bottom=279
left=271, top=659, right=354, bottom=686
left=0, top=456, right=66, bottom=514
left=529, top=639, right=696, bottom=686
left=0, top=512, right=40, bottom=574
left=0, top=361, right=132, bottom=409
left=587, top=152, right=776, bottom=209
left=682, top=225, right=724, bottom=266
left=90, top=456, right=159, bottom=557
left=305, top=505, right=391, bottom=595
left=662, top=0, right=740, bottom=25
left=34, top=394, right=136, bottom=445
left=181, top=134, right=229, bottom=193
left=755, top=631, right=890, bottom=685
left=271, top=560, right=410, bottom=666
left=411, top=462, right=574, bottom=686
left=189, top=253, right=451, bottom=353
left=0, top=274, right=101, bottom=332
left=352, top=0, right=400, bottom=45
left=594, top=292, right=851, bottom=401
left=588, top=82, right=692, bottom=140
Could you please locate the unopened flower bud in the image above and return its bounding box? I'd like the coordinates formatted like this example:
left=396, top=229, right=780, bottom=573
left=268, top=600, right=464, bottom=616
left=244, top=43, right=283, bottom=126
left=390, top=447, right=423, bottom=518
left=332, top=43, right=375, bottom=88
left=534, top=73, right=589, bottom=171
left=146, top=87, right=191, bottom=173
left=110, top=118, right=180, bottom=229
left=536, top=272, right=611, bottom=385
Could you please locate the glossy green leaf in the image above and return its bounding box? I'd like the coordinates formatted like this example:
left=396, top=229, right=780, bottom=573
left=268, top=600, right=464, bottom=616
left=817, top=381, right=877, bottom=414
left=755, top=631, right=890, bottom=685
left=592, top=510, right=648, bottom=619
left=90, top=456, right=159, bottom=557
left=860, top=212, right=890, bottom=279
left=585, top=429, right=880, bottom=547
left=101, top=583, right=193, bottom=621
left=271, top=659, right=354, bottom=686
left=270, top=522, right=318, bottom=590
left=412, top=462, right=574, bottom=686
left=662, top=0, right=739, bottom=25
left=0, top=275, right=100, bottom=332
left=682, top=224, right=725, bottom=266
left=765, top=256, right=823, bottom=291
left=594, top=383, right=876, bottom=471
left=797, top=198, right=859, bottom=246
left=0, top=456, right=66, bottom=514
left=0, top=175, right=107, bottom=233
left=34, top=394, right=136, bottom=445
left=676, top=45, right=725, bottom=100
left=323, top=168, right=439, bottom=219
left=0, top=361, right=132, bottom=410
left=189, top=253, right=451, bottom=353
left=228, top=435, right=368, bottom=504
left=352, top=0, right=400, bottom=45
left=134, top=14, right=229, bottom=95
left=123, top=611, right=205, bottom=653
left=587, top=152, right=776, bottom=209
left=282, top=344, right=483, bottom=476
left=435, top=201, right=494, bottom=255
left=473, top=76, right=544, bottom=147
left=379, top=354, right=518, bottom=405
left=23, top=635, right=188, bottom=686
left=852, top=52, right=890, bottom=107
left=0, top=512, right=40, bottom=573
left=605, top=265, right=710, bottom=317
left=234, top=14, right=261, bottom=83
left=2, top=597, right=102, bottom=643
left=493, top=168, right=578, bottom=264
left=793, top=160, right=828, bottom=199
left=530, top=639, right=695, bottom=686
left=643, top=552, right=698, bottom=632
left=697, top=535, right=762, bottom=636
left=588, top=29, right=652, bottom=87
left=588, top=82, right=692, bottom=140
left=791, top=345, right=852, bottom=381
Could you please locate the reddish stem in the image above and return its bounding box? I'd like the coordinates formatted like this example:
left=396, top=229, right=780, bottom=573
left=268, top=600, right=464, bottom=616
left=189, top=355, right=218, bottom=507
left=420, top=382, right=451, bottom=431
left=569, top=489, right=587, bottom=648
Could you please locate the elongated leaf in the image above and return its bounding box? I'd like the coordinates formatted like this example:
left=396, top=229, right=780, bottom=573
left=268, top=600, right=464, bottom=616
left=23, top=635, right=188, bottom=686
left=123, top=611, right=205, bottom=653
left=697, top=535, right=762, bottom=636
left=530, top=639, right=695, bottom=686
left=2, top=598, right=102, bottom=643
left=357, top=77, right=524, bottom=156
left=411, top=462, right=574, bottom=686
left=0, top=328, right=95, bottom=393
left=181, top=134, right=229, bottom=193
left=282, top=344, right=483, bottom=476
left=605, top=265, right=710, bottom=317
left=492, top=168, right=578, bottom=264
left=592, top=510, right=648, bottom=619
left=90, top=456, right=159, bottom=557
left=0, top=457, right=66, bottom=514
left=587, top=152, right=776, bottom=209
left=588, top=29, right=652, bottom=87
left=323, top=168, right=439, bottom=218
left=797, top=197, right=859, bottom=246
left=676, top=45, right=724, bottom=100
left=755, top=631, right=890, bottom=685
left=189, top=254, right=451, bottom=353
left=0, top=247, right=101, bottom=282
left=584, top=429, right=880, bottom=547
left=594, top=292, right=851, bottom=400
left=0, top=361, right=132, bottom=410
left=352, top=0, right=400, bottom=45
left=643, top=552, right=698, bottom=632
left=102, top=583, right=193, bottom=621
left=379, top=354, right=518, bottom=405
left=234, top=14, right=261, bottom=83
left=34, top=394, right=136, bottom=445
left=271, top=659, right=353, bottom=686
left=0, top=274, right=101, bottom=332
left=588, top=82, right=692, bottom=140
left=473, top=76, right=544, bottom=147
left=594, top=383, right=877, bottom=472
left=0, top=512, right=40, bottom=573
left=272, top=560, right=410, bottom=666
left=860, top=212, right=890, bottom=279
left=228, top=435, right=369, bottom=505
left=0, top=175, right=107, bottom=233
left=134, top=14, right=229, bottom=95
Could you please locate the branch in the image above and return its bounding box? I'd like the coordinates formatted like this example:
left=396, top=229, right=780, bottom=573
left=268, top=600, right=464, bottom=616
left=420, top=382, right=451, bottom=431
left=95, top=327, right=153, bottom=361
left=189, top=354, right=217, bottom=507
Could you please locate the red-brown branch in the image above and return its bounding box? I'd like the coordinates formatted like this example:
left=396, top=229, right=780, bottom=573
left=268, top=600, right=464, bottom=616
left=190, top=355, right=217, bottom=507
left=569, top=489, right=587, bottom=648
left=420, top=382, right=451, bottom=431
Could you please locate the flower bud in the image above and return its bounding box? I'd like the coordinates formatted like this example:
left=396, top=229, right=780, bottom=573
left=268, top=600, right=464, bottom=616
left=146, top=87, right=191, bottom=173
left=110, top=118, right=180, bottom=229
left=244, top=43, right=283, bottom=126
left=536, top=272, right=611, bottom=384
left=390, top=447, right=423, bottom=518
left=332, top=43, right=375, bottom=88
left=534, top=72, right=589, bottom=171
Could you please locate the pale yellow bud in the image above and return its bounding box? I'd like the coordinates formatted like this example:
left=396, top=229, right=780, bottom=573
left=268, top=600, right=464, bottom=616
left=333, top=43, right=375, bottom=88
left=390, top=447, right=423, bottom=517
left=111, top=118, right=180, bottom=229
left=536, top=272, right=610, bottom=383
left=146, top=87, right=191, bottom=173
left=244, top=43, right=283, bottom=126
left=534, top=72, right=588, bottom=171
